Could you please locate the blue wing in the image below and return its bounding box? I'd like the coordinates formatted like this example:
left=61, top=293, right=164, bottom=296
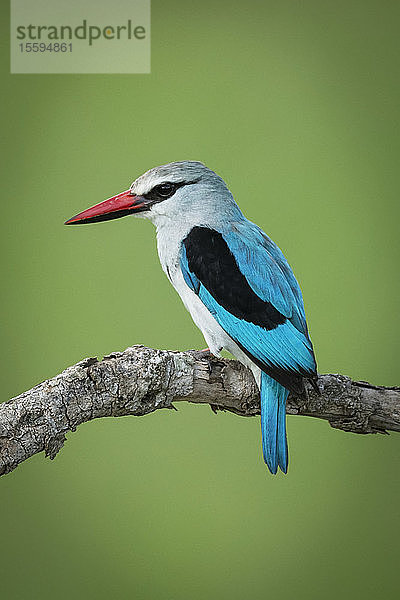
left=226, top=221, right=309, bottom=335
left=180, top=222, right=317, bottom=393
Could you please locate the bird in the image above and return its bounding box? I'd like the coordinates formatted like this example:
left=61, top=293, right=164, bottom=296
left=65, top=161, right=318, bottom=474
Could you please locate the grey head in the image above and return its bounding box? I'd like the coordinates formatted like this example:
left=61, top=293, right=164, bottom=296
left=130, top=161, right=243, bottom=227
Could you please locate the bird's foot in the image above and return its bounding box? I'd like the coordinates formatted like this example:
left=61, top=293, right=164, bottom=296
left=209, top=403, right=226, bottom=414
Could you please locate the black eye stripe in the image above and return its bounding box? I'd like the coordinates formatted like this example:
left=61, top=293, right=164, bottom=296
left=143, top=178, right=199, bottom=203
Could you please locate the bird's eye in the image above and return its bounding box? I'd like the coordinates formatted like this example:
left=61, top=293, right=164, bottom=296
left=154, top=182, right=176, bottom=198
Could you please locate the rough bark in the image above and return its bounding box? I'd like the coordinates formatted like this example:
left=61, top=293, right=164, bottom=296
left=0, top=345, right=399, bottom=477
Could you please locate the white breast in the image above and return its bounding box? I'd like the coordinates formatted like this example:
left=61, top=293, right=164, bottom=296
left=154, top=222, right=260, bottom=384
left=155, top=221, right=226, bottom=355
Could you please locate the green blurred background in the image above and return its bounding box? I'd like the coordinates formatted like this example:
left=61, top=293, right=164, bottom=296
left=1, top=1, right=399, bottom=598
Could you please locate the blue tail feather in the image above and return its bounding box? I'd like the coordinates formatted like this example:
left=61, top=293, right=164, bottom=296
left=260, top=372, right=289, bottom=475
left=277, top=392, right=288, bottom=473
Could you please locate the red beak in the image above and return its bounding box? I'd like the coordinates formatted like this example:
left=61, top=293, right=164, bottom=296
left=65, top=189, right=147, bottom=225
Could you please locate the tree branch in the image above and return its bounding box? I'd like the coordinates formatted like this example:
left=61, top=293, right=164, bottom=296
left=0, top=345, right=399, bottom=477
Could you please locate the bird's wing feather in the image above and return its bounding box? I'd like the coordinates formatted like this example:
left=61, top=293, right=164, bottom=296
left=180, top=224, right=317, bottom=394
left=225, top=220, right=308, bottom=334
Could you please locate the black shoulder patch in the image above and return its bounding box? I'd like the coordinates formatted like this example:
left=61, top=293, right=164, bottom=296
left=183, top=226, right=286, bottom=331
